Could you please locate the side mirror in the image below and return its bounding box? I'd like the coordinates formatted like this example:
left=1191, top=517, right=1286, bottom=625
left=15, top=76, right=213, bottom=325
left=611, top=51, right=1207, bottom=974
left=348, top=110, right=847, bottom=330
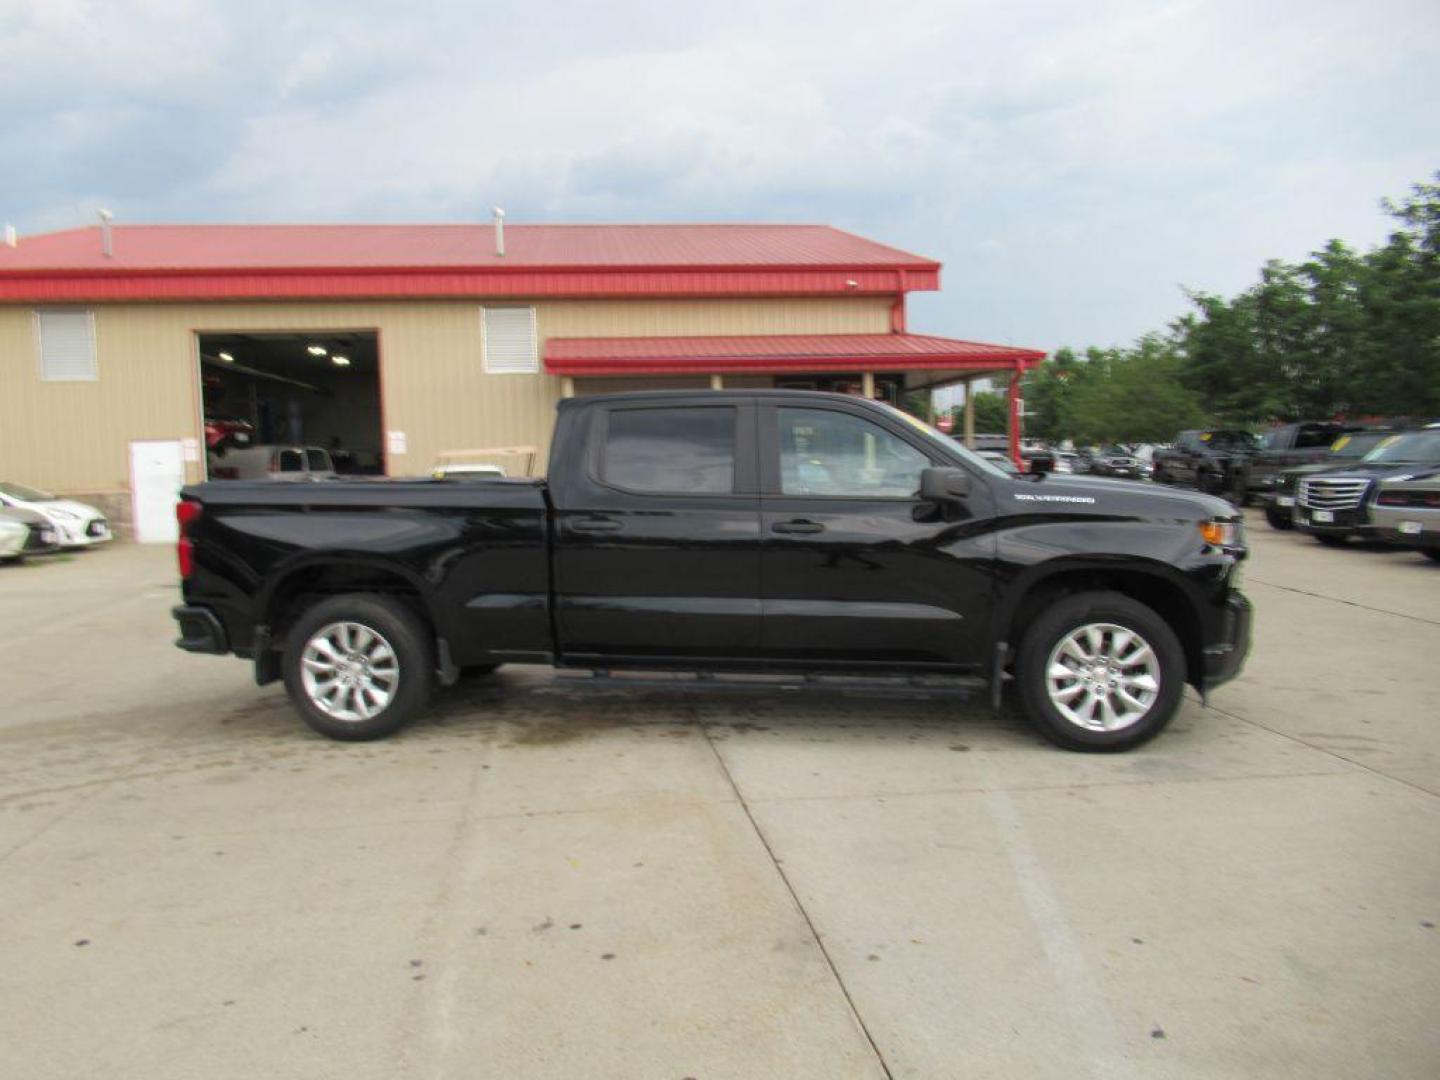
left=920, top=466, right=971, bottom=502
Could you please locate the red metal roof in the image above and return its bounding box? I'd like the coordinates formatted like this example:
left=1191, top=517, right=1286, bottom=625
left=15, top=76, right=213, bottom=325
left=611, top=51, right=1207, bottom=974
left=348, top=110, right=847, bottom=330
left=0, top=223, right=939, bottom=302
left=545, top=333, right=1045, bottom=376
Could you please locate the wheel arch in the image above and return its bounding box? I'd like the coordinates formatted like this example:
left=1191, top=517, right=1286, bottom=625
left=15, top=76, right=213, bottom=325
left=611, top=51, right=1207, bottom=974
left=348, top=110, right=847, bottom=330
left=257, top=556, right=447, bottom=661
left=998, top=560, right=1206, bottom=687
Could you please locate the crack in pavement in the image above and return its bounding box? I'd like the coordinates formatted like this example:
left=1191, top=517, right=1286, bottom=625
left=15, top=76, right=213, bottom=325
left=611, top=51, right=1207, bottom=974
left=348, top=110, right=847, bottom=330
left=701, top=719, right=894, bottom=1080
left=1245, top=577, right=1440, bottom=627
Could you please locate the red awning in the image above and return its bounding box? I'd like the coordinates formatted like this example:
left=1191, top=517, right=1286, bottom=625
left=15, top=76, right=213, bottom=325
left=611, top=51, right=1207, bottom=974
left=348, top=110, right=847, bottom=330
left=544, top=332, right=1045, bottom=376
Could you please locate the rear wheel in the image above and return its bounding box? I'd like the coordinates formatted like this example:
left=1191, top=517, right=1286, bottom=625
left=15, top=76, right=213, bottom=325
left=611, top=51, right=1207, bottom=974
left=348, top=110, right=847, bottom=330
left=282, top=594, right=434, bottom=740
left=1264, top=506, right=1294, bottom=530
left=1016, top=591, right=1186, bottom=752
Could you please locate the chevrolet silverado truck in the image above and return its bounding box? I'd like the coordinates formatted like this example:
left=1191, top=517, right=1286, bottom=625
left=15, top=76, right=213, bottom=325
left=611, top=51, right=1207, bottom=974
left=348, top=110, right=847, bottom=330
left=172, top=391, right=1252, bottom=752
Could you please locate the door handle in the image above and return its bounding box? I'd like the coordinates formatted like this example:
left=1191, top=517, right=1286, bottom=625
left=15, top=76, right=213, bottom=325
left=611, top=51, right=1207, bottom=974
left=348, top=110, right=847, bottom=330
left=771, top=519, right=825, bottom=535
left=569, top=516, right=621, bottom=534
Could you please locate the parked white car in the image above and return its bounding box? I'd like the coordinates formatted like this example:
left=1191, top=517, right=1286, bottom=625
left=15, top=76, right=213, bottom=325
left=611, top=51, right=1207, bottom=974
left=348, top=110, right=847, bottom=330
left=207, top=445, right=338, bottom=481
left=0, top=482, right=112, bottom=548
left=0, top=514, right=27, bottom=562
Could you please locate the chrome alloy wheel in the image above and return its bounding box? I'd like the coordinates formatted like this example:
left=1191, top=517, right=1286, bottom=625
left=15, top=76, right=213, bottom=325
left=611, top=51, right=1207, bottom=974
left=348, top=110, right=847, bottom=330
left=299, top=621, right=400, bottom=722
left=1044, top=622, right=1161, bottom=732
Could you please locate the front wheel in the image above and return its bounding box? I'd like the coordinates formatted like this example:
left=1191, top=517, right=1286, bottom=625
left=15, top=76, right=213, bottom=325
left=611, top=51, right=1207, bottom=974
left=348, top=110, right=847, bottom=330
left=282, top=594, right=434, bottom=740
left=1015, top=591, right=1186, bottom=752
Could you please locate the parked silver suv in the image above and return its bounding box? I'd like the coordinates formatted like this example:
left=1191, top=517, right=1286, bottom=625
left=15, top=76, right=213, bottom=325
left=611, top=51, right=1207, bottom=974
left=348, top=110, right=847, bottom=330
left=1371, top=471, right=1440, bottom=562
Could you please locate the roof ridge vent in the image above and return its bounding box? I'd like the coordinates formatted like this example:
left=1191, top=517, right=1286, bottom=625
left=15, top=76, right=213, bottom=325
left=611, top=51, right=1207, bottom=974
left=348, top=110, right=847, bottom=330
left=97, top=208, right=114, bottom=257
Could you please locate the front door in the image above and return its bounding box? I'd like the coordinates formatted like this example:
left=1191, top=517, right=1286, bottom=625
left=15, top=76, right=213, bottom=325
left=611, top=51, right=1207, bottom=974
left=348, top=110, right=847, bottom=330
left=552, top=400, right=762, bottom=663
left=758, top=402, right=996, bottom=670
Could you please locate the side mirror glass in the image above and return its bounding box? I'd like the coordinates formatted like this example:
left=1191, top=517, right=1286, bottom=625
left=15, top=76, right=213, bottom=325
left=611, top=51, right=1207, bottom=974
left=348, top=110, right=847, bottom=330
left=920, top=466, right=971, bottom=502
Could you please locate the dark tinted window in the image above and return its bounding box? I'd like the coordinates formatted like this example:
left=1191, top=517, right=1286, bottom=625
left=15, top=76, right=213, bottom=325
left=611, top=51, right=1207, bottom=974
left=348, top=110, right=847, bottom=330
left=1295, top=425, right=1340, bottom=449
left=603, top=407, right=735, bottom=493
left=277, top=449, right=304, bottom=472
left=305, top=448, right=330, bottom=471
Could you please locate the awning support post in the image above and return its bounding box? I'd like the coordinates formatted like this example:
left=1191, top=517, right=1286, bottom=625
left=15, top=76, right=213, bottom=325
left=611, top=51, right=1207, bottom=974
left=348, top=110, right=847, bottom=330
left=861, top=371, right=875, bottom=399
left=709, top=374, right=724, bottom=390
left=1008, top=363, right=1023, bottom=467
left=963, top=378, right=976, bottom=448
left=560, top=376, right=575, bottom=399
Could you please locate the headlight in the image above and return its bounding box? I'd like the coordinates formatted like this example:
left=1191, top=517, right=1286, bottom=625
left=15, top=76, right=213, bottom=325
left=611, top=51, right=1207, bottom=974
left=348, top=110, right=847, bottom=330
left=1203, top=521, right=1238, bottom=550
left=1199, top=519, right=1242, bottom=548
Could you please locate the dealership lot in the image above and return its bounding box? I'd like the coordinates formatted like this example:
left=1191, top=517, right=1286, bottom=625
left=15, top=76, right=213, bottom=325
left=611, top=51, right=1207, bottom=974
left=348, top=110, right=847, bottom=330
left=1, top=518, right=1437, bottom=1079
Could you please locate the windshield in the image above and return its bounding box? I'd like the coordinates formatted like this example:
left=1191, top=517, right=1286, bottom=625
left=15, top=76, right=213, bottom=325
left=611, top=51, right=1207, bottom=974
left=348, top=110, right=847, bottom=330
left=873, top=402, right=1015, bottom=480
left=1204, top=431, right=1260, bottom=452
left=1100, top=445, right=1130, bottom=456
left=0, top=481, right=54, bottom=501
left=1361, top=430, right=1440, bottom=465
left=1329, top=431, right=1389, bottom=459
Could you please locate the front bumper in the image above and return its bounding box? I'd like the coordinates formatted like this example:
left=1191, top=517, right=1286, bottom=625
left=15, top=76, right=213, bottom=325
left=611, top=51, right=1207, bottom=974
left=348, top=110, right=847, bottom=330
left=1295, top=504, right=1371, bottom=534
left=1202, top=591, right=1252, bottom=692
left=172, top=605, right=229, bottom=654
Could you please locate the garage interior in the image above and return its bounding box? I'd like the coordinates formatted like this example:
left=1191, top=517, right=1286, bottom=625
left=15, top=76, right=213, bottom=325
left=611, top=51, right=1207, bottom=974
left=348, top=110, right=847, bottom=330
left=197, top=331, right=383, bottom=477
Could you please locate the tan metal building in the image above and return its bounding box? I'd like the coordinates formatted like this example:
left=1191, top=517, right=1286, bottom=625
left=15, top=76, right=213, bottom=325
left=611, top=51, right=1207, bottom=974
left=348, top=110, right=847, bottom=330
left=0, top=222, right=1042, bottom=537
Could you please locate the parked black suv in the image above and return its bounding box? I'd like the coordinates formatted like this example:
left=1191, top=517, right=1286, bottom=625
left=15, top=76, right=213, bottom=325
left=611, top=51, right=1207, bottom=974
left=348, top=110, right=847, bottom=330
left=1264, top=427, right=1399, bottom=529
left=1295, top=428, right=1440, bottom=544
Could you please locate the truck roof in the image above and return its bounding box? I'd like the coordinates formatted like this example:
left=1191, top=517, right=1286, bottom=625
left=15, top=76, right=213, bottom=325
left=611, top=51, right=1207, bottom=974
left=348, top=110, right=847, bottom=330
left=556, top=388, right=888, bottom=411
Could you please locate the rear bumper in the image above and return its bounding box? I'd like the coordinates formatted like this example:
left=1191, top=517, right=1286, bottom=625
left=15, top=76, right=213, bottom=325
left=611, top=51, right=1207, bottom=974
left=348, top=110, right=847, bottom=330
left=172, top=605, right=229, bottom=654
left=1202, top=591, right=1252, bottom=691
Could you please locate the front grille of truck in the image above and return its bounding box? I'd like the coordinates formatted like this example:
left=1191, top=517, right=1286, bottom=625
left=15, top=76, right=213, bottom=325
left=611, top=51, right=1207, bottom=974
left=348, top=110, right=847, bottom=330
left=1299, top=477, right=1369, bottom=510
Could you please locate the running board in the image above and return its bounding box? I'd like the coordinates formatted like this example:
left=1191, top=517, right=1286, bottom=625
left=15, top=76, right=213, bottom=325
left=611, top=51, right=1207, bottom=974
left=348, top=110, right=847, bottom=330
left=543, top=669, right=987, bottom=700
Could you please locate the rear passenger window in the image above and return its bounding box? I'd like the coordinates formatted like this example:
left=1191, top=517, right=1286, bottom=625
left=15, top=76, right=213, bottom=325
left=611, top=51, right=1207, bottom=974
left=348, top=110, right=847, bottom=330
left=306, top=448, right=330, bottom=471
left=1295, top=426, right=1338, bottom=449
left=603, top=407, right=736, bottom=494
left=278, top=449, right=304, bottom=472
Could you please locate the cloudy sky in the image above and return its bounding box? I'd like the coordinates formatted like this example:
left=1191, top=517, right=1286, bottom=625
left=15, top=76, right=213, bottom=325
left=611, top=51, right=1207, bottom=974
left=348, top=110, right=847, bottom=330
left=4, top=0, right=1437, bottom=351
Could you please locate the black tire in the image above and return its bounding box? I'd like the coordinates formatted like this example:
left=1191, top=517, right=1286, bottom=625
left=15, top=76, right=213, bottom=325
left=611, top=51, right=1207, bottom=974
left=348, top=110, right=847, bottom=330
left=460, top=662, right=503, bottom=678
left=1313, top=533, right=1349, bottom=547
left=1264, top=506, right=1294, bottom=530
left=282, top=593, right=434, bottom=741
left=1015, top=591, right=1186, bottom=752
left=1423, top=548, right=1440, bottom=563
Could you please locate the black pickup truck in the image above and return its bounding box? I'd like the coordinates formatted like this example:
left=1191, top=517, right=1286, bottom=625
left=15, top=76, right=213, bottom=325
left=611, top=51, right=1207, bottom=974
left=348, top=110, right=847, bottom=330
left=1151, top=430, right=1259, bottom=502
left=1246, top=421, right=1353, bottom=500
left=172, top=391, right=1251, bottom=752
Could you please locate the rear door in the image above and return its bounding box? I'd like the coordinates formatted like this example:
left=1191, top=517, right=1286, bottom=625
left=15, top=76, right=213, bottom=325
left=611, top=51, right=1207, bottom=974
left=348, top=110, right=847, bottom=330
left=756, top=401, right=996, bottom=670
left=551, top=399, right=762, bottom=663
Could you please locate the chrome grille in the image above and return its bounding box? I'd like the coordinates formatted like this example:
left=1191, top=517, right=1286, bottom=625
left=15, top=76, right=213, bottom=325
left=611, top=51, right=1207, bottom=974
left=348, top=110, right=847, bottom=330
left=1299, top=477, right=1369, bottom=510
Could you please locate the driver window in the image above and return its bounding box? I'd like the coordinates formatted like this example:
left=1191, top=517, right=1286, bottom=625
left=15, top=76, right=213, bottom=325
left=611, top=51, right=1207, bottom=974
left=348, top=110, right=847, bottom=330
left=778, top=407, right=929, bottom=497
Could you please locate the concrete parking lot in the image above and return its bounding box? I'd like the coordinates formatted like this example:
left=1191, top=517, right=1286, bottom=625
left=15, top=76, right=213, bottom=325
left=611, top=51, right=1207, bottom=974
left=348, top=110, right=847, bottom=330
left=2, top=517, right=1438, bottom=1079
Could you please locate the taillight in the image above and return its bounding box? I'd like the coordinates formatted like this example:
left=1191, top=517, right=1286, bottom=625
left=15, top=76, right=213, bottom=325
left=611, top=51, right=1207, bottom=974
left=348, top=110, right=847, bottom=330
left=176, top=499, right=201, bottom=579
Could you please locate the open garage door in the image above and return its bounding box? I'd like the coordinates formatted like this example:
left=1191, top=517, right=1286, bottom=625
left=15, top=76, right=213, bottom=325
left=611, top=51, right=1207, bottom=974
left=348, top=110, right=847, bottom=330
left=197, top=331, right=383, bottom=479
